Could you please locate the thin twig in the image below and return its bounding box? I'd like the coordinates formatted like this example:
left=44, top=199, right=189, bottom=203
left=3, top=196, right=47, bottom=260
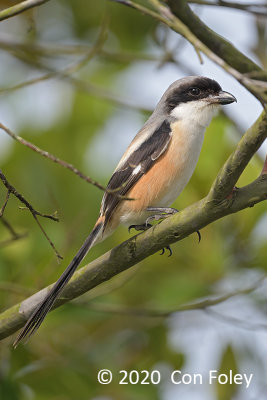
left=205, top=308, right=267, bottom=332
left=0, top=38, right=173, bottom=62
left=0, top=122, right=107, bottom=192
left=0, top=38, right=188, bottom=74
left=0, top=123, right=134, bottom=199
left=0, top=281, right=34, bottom=296
left=0, top=190, right=10, bottom=217
left=0, top=14, right=107, bottom=91
left=0, top=0, right=50, bottom=22
left=1, top=217, right=23, bottom=238
left=188, top=0, right=267, bottom=17
left=0, top=169, right=62, bottom=260
left=0, top=71, right=152, bottom=114
left=74, top=275, right=265, bottom=317
left=0, top=217, right=28, bottom=247
left=0, top=170, right=58, bottom=222
left=0, top=234, right=28, bottom=248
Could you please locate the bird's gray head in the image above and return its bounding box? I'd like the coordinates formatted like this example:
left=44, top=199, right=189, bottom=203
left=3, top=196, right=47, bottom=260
left=156, top=76, right=236, bottom=128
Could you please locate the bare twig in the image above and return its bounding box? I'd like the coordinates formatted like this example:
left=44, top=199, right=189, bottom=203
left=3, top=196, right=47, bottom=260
left=0, top=0, right=50, bottom=22
left=0, top=16, right=127, bottom=111
left=0, top=170, right=58, bottom=222
left=74, top=275, right=266, bottom=317
left=0, top=122, right=107, bottom=192
left=188, top=0, right=267, bottom=17
left=0, top=190, right=10, bottom=217
left=0, top=217, right=28, bottom=247
left=205, top=308, right=267, bottom=332
left=0, top=169, right=62, bottom=259
left=0, top=15, right=107, bottom=89
left=0, top=234, right=28, bottom=248
left=1, top=217, right=23, bottom=238
left=0, top=39, right=182, bottom=65
left=0, top=123, right=134, bottom=199
left=0, top=281, right=34, bottom=296
left=0, top=36, right=195, bottom=77
left=0, top=71, right=152, bottom=113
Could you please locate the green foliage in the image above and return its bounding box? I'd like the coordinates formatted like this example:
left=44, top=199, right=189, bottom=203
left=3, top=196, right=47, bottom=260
left=0, top=1, right=266, bottom=399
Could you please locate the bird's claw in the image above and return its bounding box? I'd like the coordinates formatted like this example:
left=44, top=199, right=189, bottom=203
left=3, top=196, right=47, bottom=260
left=160, top=245, right=172, bottom=257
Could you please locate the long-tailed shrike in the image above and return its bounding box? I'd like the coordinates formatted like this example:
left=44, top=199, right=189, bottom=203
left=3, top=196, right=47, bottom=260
left=14, top=76, right=236, bottom=346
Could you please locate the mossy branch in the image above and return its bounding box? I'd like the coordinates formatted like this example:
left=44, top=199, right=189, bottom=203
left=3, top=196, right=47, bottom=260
left=0, top=112, right=266, bottom=342
left=0, top=0, right=50, bottom=22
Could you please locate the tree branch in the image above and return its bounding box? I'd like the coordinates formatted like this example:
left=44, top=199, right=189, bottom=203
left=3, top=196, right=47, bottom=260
left=262, top=155, right=267, bottom=174
left=0, top=0, right=50, bottom=22
left=0, top=176, right=266, bottom=341
left=0, top=109, right=266, bottom=341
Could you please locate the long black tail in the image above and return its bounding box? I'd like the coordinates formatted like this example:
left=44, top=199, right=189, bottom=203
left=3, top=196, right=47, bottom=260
left=13, top=220, right=104, bottom=347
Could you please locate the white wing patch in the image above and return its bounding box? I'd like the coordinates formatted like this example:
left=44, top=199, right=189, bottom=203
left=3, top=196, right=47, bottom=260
left=132, top=164, right=142, bottom=175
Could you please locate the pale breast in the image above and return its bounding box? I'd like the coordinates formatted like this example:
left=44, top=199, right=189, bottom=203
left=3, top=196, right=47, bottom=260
left=156, top=119, right=205, bottom=206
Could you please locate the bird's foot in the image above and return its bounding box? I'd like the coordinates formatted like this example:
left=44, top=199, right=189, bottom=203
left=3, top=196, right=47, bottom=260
left=145, top=207, right=179, bottom=225
left=145, top=206, right=201, bottom=247
left=145, top=207, right=179, bottom=256
left=128, top=223, right=152, bottom=233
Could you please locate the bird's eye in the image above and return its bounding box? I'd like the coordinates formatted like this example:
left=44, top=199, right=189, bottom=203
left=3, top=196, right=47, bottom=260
left=188, top=87, right=201, bottom=96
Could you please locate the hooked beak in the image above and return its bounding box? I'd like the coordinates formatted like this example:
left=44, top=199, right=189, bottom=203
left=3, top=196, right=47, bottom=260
left=209, top=90, right=237, bottom=105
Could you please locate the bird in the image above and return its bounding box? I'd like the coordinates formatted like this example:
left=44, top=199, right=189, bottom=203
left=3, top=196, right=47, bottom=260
left=13, top=76, right=236, bottom=347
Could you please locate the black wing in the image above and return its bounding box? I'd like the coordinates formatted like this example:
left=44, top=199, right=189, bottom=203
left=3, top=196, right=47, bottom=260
left=101, top=119, right=172, bottom=228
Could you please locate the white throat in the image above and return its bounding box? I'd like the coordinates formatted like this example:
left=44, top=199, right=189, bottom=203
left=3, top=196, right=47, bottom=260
left=170, top=100, right=219, bottom=128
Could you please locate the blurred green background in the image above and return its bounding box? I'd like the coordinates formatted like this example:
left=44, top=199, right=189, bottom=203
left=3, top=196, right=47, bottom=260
left=0, top=1, right=266, bottom=399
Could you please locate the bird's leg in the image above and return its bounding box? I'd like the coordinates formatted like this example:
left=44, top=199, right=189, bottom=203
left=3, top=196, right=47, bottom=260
left=128, top=223, right=152, bottom=233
